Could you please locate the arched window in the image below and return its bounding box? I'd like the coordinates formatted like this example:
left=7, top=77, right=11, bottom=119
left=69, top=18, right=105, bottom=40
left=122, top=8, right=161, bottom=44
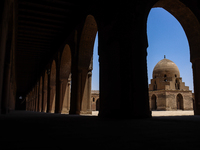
left=175, top=78, right=180, bottom=90
left=164, top=74, right=167, bottom=82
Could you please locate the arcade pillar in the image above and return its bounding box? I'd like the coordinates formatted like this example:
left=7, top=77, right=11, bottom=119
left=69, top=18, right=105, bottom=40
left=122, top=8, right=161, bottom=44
left=192, top=59, right=200, bottom=115
left=98, top=8, right=151, bottom=118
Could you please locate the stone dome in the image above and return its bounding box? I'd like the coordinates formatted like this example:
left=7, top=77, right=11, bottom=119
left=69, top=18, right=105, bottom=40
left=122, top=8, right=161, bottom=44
left=153, top=58, right=180, bottom=79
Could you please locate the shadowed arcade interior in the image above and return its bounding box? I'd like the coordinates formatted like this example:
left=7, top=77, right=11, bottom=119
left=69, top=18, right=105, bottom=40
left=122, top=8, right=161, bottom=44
left=1, top=0, right=200, bottom=148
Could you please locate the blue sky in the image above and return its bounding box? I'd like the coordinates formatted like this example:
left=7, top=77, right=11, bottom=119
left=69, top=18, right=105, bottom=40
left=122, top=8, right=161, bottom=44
left=92, top=33, right=99, bottom=90
left=92, top=8, right=193, bottom=92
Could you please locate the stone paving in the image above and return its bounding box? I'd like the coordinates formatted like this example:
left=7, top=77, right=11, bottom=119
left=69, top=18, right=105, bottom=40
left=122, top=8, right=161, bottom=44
left=91, top=110, right=194, bottom=116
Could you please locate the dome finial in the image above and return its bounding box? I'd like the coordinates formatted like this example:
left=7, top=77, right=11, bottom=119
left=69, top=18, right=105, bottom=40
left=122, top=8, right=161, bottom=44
left=164, top=55, right=166, bottom=59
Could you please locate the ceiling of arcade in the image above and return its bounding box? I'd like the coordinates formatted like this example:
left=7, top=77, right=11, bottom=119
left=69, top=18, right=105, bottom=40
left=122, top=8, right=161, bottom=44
left=15, top=0, right=96, bottom=95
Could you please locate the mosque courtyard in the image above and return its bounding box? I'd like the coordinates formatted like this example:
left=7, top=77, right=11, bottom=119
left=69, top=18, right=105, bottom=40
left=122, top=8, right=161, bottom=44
left=91, top=110, right=194, bottom=116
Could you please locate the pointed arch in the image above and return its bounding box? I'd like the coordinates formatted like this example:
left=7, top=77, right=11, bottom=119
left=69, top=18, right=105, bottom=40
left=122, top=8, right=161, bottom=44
left=79, top=15, right=98, bottom=114
left=59, top=44, right=72, bottom=114
left=60, top=44, right=71, bottom=80
left=148, top=0, right=200, bottom=113
left=70, top=14, right=98, bottom=114
left=152, top=0, right=200, bottom=61
left=78, top=15, right=98, bottom=69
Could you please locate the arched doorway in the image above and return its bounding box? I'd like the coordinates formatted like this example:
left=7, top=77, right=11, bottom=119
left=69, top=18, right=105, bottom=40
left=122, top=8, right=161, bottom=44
left=59, top=44, right=71, bottom=114
left=148, top=0, right=200, bottom=115
left=151, top=94, right=157, bottom=110
left=177, top=94, right=183, bottom=110
left=70, top=15, right=98, bottom=114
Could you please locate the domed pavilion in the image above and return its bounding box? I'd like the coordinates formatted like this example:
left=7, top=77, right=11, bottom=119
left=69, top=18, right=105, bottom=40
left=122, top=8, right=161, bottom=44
left=149, top=57, right=193, bottom=111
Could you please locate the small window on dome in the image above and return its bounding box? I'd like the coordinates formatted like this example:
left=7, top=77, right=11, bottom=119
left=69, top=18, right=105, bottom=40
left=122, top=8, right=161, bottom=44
left=164, top=74, right=167, bottom=77
left=175, top=74, right=177, bottom=77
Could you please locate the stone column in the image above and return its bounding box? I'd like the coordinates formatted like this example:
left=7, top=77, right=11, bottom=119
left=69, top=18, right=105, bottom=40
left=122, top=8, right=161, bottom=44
left=25, top=98, right=27, bottom=111
left=33, top=89, right=35, bottom=111
left=30, top=100, right=32, bottom=111
left=60, top=79, right=69, bottom=114
left=80, top=70, right=92, bottom=114
left=38, top=93, right=42, bottom=112
left=36, top=84, right=39, bottom=112
left=53, top=77, right=62, bottom=114
left=87, top=70, right=92, bottom=112
left=28, top=100, right=30, bottom=111
left=32, top=94, right=34, bottom=111
left=67, top=76, right=71, bottom=111
left=42, top=89, right=47, bottom=112
left=49, top=85, right=56, bottom=113
left=1, top=63, right=11, bottom=114
left=30, top=91, right=33, bottom=111
left=192, top=59, right=200, bottom=115
left=69, top=67, right=78, bottom=114
left=38, top=81, right=42, bottom=112
left=70, top=69, right=88, bottom=114
left=76, top=69, right=82, bottom=114
left=61, top=75, right=71, bottom=114
left=26, top=96, right=29, bottom=111
left=42, top=72, right=48, bottom=113
left=47, top=69, right=51, bottom=113
left=55, top=70, right=61, bottom=114
left=28, top=98, right=31, bottom=111
left=97, top=6, right=151, bottom=118
left=58, top=79, right=64, bottom=113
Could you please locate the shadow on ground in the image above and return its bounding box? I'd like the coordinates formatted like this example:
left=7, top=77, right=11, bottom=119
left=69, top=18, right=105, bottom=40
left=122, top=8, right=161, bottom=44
left=1, top=111, right=200, bottom=150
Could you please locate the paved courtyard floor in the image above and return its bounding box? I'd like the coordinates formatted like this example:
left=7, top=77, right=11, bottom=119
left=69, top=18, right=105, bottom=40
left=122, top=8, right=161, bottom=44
left=91, top=110, right=194, bottom=116
left=1, top=111, right=200, bottom=150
